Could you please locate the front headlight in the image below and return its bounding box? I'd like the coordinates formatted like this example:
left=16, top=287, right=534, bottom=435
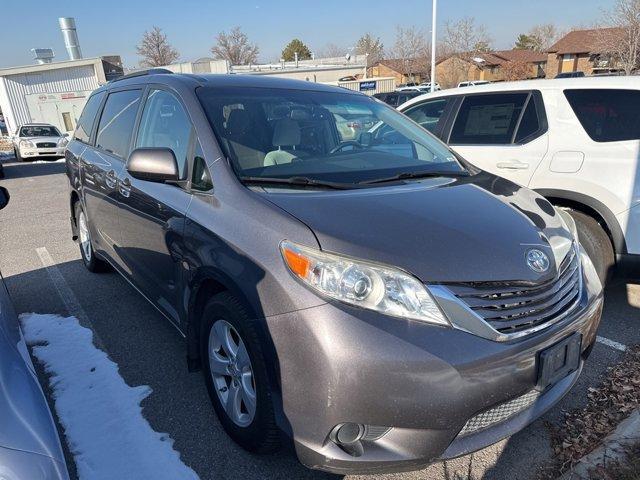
left=280, top=241, right=449, bottom=326
left=19, top=140, right=35, bottom=148
left=57, top=137, right=69, bottom=147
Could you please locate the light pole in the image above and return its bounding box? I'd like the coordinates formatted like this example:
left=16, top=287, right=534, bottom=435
left=430, top=0, right=437, bottom=93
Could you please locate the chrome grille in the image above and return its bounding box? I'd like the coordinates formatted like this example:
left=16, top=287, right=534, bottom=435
left=460, top=390, right=540, bottom=436
left=37, top=142, right=57, bottom=148
left=447, top=247, right=581, bottom=335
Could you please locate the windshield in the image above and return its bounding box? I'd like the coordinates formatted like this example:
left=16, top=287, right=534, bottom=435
left=20, top=125, right=61, bottom=137
left=197, top=86, right=464, bottom=185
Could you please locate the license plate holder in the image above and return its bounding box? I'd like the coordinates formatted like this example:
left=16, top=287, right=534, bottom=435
left=537, top=333, right=582, bottom=390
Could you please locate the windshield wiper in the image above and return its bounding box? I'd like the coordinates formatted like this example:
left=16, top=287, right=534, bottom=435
left=359, top=170, right=470, bottom=185
left=239, top=176, right=355, bottom=190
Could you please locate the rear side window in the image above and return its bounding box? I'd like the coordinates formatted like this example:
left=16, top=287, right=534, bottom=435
left=74, top=92, right=105, bottom=144
left=404, top=98, right=450, bottom=134
left=450, top=93, right=528, bottom=145
left=564, top=89, right=640, bottom=142
left=96, top=89, right=142, bottom=158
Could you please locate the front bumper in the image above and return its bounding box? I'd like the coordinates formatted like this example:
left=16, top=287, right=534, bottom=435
left=19, top=147, right=65, bottom=158
left=264, top=254, right=603, bottom=475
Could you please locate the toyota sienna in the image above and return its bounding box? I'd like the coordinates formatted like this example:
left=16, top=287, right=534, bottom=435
left=66, top=70, right=603, bottom=474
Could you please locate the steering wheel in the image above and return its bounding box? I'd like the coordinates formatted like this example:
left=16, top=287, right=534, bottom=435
left=329, top=141, right=365, bottom=154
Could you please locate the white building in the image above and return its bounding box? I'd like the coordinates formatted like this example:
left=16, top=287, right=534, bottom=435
left=0, top=56, right=122, bottom=134
left=160, top=54, right=395, bottom=95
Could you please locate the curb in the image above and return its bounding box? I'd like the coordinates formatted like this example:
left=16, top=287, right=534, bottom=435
left=558, top=409, right=640, bottom=479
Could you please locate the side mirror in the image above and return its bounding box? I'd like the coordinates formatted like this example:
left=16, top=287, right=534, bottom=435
left=63, top=133, right=70, bottom=137
left=126, top=147, right=179, bottom=182
left=0, top=187, right=9, bottom=210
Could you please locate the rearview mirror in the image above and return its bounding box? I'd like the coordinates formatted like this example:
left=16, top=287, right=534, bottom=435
left=0, top=187, right=9, bottom=210
left=126, top=148, right=179, bottom=182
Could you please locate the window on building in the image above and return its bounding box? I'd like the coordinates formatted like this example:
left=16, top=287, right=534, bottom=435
left=95, top=90, right=142, bottom=158
left=135, top=89, right=193, bottom=179
left=73, top=91, right=105, bottom=144
left=564, top=89, right=640, bottom=142
left=450, top=93, right=528, bottom=145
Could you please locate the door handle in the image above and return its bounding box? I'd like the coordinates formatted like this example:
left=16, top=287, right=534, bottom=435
left=119, top=177, right=131, bottom=198
left=497, top=160, right=529, bottom=170
left=105, top=169, right=117, bottom=188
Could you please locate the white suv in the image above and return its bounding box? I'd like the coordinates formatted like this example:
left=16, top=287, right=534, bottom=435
left=399, top=77, right=640, bottom=282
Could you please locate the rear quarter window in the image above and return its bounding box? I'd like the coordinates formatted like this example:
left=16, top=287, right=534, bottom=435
left=564, top=89, right=640, bottom=142
left=74, top=91, right=105, bottom=144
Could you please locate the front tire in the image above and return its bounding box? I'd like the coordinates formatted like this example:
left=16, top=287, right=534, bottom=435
left=566, top=209, right=614, bottom=284
left=74, top=202, right=109, bottom=273
left=200, top=292, right=281, bottom=453
left=14, top=148, right=23, bottom=162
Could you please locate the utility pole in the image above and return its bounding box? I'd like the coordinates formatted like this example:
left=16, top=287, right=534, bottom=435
left=430, top=0, right=437, bottom=92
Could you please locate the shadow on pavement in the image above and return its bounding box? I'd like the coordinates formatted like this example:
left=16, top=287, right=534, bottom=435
left=0, top=158, right=66, bottom=180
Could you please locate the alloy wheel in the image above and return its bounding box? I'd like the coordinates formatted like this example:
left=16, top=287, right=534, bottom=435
left=208, top=319, right=257, bottom=427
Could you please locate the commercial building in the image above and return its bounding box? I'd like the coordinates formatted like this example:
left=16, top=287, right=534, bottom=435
left=0, top=56, right=123, bottom=134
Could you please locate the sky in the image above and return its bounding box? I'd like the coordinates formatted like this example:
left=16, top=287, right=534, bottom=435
left=0, top=0, right=614, bottom=69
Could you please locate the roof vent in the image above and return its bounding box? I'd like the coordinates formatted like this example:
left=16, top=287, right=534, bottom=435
left=31, top=48, right=55, bottom=64
left=58, top=17, right=82, bottom=60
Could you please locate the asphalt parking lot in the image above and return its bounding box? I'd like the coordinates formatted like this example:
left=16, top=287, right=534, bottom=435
left=0, top=154, right=638, bottom=480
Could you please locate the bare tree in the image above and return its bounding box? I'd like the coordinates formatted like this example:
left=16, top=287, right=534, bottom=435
left=393, top=26, right=430, bottom=60
left=211, top=26, right=259, bottom=65
left=528, top=24, right=564, bottom=52
left=318, top=43, right=346, bottom=58
left=501, top=61, right=533, bottom=81
left=355, top=33, right=384, bottom=65
left=440, top=17, right=492, bottom=58
left=392, top=26, right=430, bottom=81
left=598, top=0, right=640, bottom=74
left=136, top=26, right=179, bottom=67
left=438, top=17, right=493, bottom=88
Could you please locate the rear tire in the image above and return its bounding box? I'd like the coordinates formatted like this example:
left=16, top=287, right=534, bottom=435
left=566, top=209, right=614, bottom=285
left=200, top=292, right=281, bottom=454
left=74, top=202, right=110, bottom=273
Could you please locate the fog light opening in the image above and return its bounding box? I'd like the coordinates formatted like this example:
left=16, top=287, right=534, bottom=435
left=330, top=423, right=365, bottom=457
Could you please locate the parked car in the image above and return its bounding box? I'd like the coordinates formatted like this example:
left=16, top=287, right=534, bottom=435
left=66, top=71, right=603, bottom=475
left=418, top=82, right=442, bottom=91
left=398, top=76, right=640, bottom=283
left=338, top=76, right=357, bottom=82
left=11, top=123, right=68, bottom=161
left=458, top=80, right=491, bottom=87
left=396, top=82, right=419, bottom=88
left=373, top=90, right=422, bottom=107
left=556, top=71, right=585, bottom=79
left=0, top=186, right=70, bottom=480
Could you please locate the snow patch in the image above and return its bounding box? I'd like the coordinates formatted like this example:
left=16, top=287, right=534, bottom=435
left=20, top=313, right=199, bottom=480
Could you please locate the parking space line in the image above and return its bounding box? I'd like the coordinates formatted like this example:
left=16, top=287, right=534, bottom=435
left=596, top=335, right=627, bottom=352
left=35, top=246, right=105, bottom=348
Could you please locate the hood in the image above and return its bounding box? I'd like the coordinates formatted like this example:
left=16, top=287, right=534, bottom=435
left=263, top=172, right=574, bottom=283
left=20, top=136, right=62, bottom=142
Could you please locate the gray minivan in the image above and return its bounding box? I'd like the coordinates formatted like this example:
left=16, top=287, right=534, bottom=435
left=66, top=70, right=603, bottom=475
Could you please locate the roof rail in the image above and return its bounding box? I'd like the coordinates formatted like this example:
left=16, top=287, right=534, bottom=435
left=109, top=68, right=173, bottom=83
